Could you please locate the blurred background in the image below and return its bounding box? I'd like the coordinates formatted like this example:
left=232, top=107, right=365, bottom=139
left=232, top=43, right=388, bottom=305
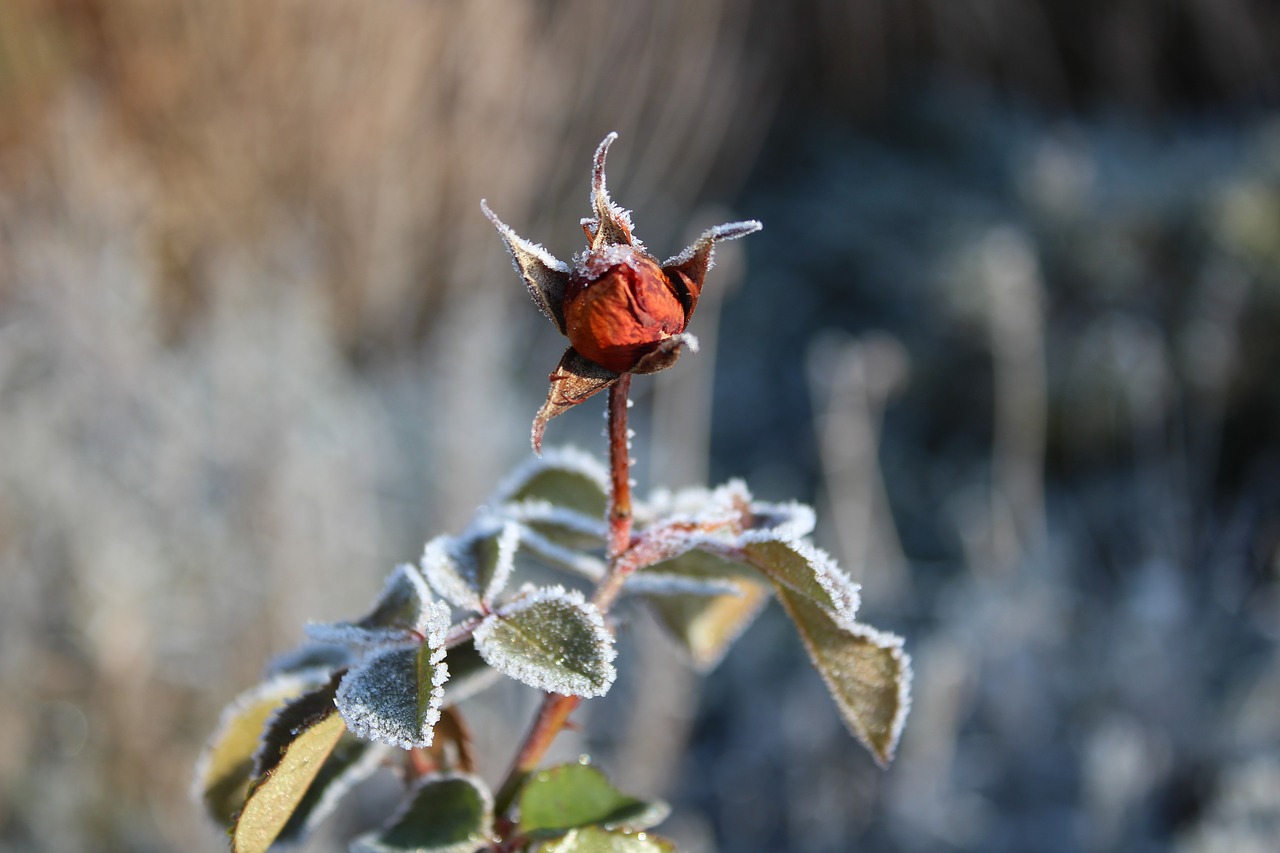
left=2, top=1, right=1280, bottom=851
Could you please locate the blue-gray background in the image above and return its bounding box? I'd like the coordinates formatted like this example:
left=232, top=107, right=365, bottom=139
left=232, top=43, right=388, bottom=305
left=2, top=3, right=1278, bottom=851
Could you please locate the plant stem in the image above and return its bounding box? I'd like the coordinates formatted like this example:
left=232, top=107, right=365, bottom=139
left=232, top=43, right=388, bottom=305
left=493, top=375, right=634, bottom=820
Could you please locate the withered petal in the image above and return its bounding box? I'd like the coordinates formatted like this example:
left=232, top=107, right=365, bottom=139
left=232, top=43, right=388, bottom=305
left=532, top=347, right=620, bottom=454
left=630, top=333, right=699, bottom=376
left=482, top=200, right=571, bottom=334
left=586, top=133, right=636, bottom=250
left=662, top=220, right=763, bottom=319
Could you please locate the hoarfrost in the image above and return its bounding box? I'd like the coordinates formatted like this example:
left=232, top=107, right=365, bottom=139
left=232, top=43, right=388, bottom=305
left=335, top=643, right=449, bottom=750
left=305, top=563, right=436, bottom=648
left=472, top=585, right=616, bottom=698
left=623, top=572, right=745, bottom=598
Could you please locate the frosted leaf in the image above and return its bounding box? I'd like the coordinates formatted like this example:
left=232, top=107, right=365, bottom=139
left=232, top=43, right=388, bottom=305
left=193, top=669, right=332, bottom=829
left=481, top=200, right=570, bottom=334
left=537, top=827, right=677, bottom=852
left=630, top=333, right=698, bottom=376
left=352, top=772, right=494, bottom=853
left=272, top=734, right=387, bottom=847
left=263, top=642, right=351, bottom=678
left=738, top=537, right=861, bottom=626
left=639, top=548, right=770, bottom=671
left=232, top=676, right=347, bottom=853
left=775, top=585, right=911, bottom=767
left=305, top=563, right=435, bottom=648
left=623, top=572, right=744, bottom=598
left=422, top=535, right=481, bottom=613
left=516, top=525, right=607, bottom=582
left=473, top=586, right=616, bottom=698
left=421, top=519, right=521, bottom=613
left=502, top=499, right=608, bottom=547
left=745, top=500, right=816, bottom=540
left=335, top=641, right=449, bottom=750
left=517, top=762, right=669, bottom=839
left=492, top=446, right=609, bottom=519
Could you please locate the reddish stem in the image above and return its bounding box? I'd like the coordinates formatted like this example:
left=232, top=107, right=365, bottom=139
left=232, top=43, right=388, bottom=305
left=493, top=376, right=634, bottom=821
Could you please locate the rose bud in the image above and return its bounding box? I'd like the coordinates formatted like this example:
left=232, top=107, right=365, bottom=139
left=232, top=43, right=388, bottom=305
left=562, top=248, right=686, bottom=373
left=482, top=132, right=761, bottom=453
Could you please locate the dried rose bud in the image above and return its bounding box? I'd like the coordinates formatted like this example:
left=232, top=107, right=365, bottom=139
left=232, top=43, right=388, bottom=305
left=563, top=248, right=685, bottom=373
left=483, top=133, right=761, bottom=453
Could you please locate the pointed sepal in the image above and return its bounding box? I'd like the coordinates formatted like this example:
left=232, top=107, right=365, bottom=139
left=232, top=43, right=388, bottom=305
left=629, top=333, right=698, bottom=376
left=662, top=220, right=762, bottom=317
left=482, top=200, right=571, bottom=333
left=533, top=348, right=619, bottom=454
left=584, top=132, right=635, bottom=250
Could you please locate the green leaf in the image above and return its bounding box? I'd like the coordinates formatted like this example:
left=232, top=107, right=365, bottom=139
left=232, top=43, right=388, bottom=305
left=306, top=564, right=437, bottom=648
left=336, top=641, right=448, bottom=750
left=232, top=678, right=348, bottom=853
left=473, top=586, right=616, bottom=697
left=645, top=578, right=769, bottom=671
left=774, top=585, right=912, bottom=767
left=421, top=520, right=520, bottom=613
left=740, top=538, right=860, bottom=624
left=274, top=732, right=385, bottom=846
left=518, top=762, right=669, bottom=840
left=352, top=772, right=494, bottom=853
left=193, top=669, right=330, bottom=829
left=495, top=448, right=609, bottom=519
left=639, top=548, right=769, bottom=670
left=534, top=825, right=677, bottom=852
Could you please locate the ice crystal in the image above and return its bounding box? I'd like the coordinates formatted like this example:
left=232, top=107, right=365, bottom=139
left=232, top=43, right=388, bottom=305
left=335, top=642, right=449, bottom=750
left=472, top=585, right=616, bottom=698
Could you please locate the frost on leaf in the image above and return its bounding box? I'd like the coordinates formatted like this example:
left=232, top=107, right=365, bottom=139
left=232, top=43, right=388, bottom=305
left=335, top=637, right=449, bottom=750
left=193, top=669, right=331, bottom=830
left=533, top=350, right=620, bottom=454
left=271, top=732, right=386, bottom=847
left=422, top=519, right=519, bottom=613
left=473, top=586, right=617, bottom=697
left=518, top=762, right=670, bottom=840
left=639, top=549, right=770, bottom=671
left=661, top=219, right=762, bottom=319
left=305, top=563, right=436, bottom=648
left=536, top=826, right=677, bottom=852
left=739, top=537, right=861, bottom=625
left=440, top=640, right=502, bottom=708
left=264, top=642, right=351, bottom=678
left=232, top=676, right=347, bottom=853
left=352, top=772, right=494, bottom=853
left=775, top=585, right=912, bottom=767
left=493, top=446, right=609, bottom=518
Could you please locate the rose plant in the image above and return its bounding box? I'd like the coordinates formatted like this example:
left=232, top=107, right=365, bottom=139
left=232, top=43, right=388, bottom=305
left=194, top=134, right=911, bottom=853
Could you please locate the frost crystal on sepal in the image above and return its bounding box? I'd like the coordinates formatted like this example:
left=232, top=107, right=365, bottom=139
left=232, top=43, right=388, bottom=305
left=305, top=563, right=435, bottom=648
left=472, top=585, right=617, bottom=698
left=335, top=641, right=449, bottom=750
